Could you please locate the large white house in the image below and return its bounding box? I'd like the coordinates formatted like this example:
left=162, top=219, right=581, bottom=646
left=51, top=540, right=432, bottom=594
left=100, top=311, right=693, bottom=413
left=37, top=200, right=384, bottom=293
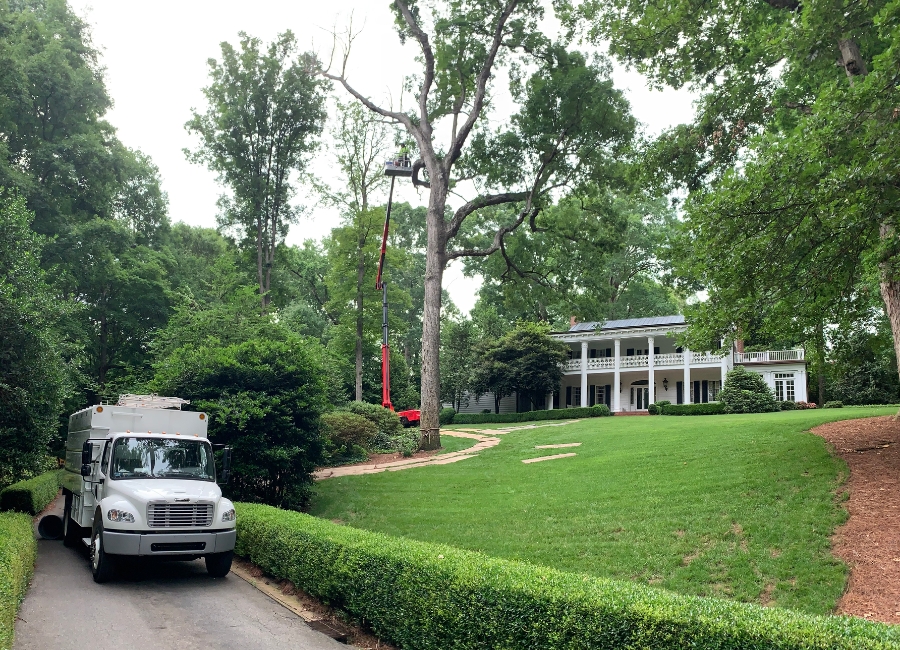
left=550, top=315, right=807, bottom=412
left=447, top=315, right=808, bottom=414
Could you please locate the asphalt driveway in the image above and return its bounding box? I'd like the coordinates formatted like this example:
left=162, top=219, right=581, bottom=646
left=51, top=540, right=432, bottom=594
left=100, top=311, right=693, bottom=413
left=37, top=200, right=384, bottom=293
left=14, top=500, right=354, bottom=650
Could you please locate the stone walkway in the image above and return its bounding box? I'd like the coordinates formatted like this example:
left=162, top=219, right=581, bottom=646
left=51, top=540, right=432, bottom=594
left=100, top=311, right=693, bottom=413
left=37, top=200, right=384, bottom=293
left=313, top=420, right=579, bottom=480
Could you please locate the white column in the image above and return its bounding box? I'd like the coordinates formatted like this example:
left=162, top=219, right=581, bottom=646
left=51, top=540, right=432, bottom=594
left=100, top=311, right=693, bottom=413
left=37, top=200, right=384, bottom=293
left=580, top=341, right=589, bottom=407
left=647, top=336, right=655, bottom=406
left=683, top=346, right=691, bottom=404
left=613, top=339, right=621, bottom=412
left=547, top=391, right=554, bottom=410
left=720, top=355, right=728, bottom=387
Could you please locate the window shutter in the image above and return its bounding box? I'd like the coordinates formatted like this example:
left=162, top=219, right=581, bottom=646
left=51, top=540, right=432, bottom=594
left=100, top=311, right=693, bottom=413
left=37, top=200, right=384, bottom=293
left=654, top=347, right=660, bottom=355
left=590, top=349, right=597, bottom=358
left=626, top=348, right=635, bottom=356
left=605, top=385, right=611, bottom=407
left=702, top=380, right=709, bottom=403
left=589, top=385, right=596, bottom=406
left=676, top=381, right=683, bottom=405
left=565, top=386, right=572, bottom=407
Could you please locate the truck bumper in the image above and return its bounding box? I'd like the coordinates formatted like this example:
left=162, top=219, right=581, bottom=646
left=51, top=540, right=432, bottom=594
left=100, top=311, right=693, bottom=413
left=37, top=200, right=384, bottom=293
left=103, top=529, right=236, bottom=556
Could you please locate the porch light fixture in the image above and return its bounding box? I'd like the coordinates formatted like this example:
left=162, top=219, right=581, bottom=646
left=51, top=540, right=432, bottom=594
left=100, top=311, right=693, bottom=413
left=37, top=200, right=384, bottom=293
left=663, top=378, right=669, bottom=391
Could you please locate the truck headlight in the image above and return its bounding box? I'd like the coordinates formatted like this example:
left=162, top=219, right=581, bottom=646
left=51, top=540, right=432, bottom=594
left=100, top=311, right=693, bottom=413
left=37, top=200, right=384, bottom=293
left=107, top=509, right=135, bottom=523
left=222, top=509, right=236, bottom=522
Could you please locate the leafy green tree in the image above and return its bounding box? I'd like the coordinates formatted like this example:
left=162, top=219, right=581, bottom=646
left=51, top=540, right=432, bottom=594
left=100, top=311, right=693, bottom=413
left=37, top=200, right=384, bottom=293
left=186, top=31, right=326, bottom=310
left=440, top=317, right=476, bottom=411
left=0, top=192, right=71, bottom=483
left=471, top=322, right=568, bottom=412
left=466, top=193, right=682, bottom=323
left=719, top=366, right=778, bottom=414
left=571, top=0, right=900, bottom=384
left=825, top=315, right=900, bottom=405
left=153, top=336, right=328, bottom=510
left=326, top=2, right=636, bottom=447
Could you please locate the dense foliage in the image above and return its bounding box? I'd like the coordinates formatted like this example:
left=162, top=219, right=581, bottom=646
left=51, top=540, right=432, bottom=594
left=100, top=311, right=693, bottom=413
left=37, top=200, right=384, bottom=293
left=452, top=405, right=609, bottom=425
left=153, top=336, right=328, bottom=510
left=719, top=367, right=778, bottom=414
left=0, top=195, right=70, bottom=483
left=660, top=403, right=727, bottom=416
left=235, top=502, right=900, bottom=650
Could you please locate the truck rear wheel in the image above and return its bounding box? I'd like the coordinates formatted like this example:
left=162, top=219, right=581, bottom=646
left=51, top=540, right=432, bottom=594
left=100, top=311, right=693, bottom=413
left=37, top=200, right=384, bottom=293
left=62, top=493, right=80, bottom=548
left=205, top=551, right=233, bottom=578
left=90, top=520, right=116, bottom=583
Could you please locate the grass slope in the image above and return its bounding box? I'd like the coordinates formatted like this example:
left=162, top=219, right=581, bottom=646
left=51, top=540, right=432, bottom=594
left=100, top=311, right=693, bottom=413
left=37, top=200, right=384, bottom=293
left=309, top=407, right=897, bottom=615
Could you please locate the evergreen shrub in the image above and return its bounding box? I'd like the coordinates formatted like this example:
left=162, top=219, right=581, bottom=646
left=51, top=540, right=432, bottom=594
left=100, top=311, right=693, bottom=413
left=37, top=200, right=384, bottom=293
left=660, top=403, right=726, bottom=416
left=439, top=408, right=457, bottom=426
left=823, top=401, right=844, bottom=409
left=343, top=402, right=415, bottom=454
left=453, top=404, right=609, bottom=425
left=719, top=366, right=778, bottom=413
left=321, top=412, right=377, bottom=453
left=778, top=401, right=797, bottom=411
left=0, top=512, right=35, bottom=650
left=234, top=503, right=900, bottom=650
left=0, top=470, right=60, bottom=515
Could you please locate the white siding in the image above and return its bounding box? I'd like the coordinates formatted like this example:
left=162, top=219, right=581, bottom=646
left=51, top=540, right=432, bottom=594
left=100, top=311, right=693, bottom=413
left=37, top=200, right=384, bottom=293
left=443, top=392, right=517, bottom=414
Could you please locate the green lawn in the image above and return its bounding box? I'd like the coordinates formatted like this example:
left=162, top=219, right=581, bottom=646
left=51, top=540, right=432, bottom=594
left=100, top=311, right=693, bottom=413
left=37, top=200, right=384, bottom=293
left=309, top=407, right=897, bottom=615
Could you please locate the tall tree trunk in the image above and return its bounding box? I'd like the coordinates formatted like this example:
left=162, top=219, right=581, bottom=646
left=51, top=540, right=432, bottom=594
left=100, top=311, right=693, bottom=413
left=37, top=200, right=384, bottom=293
left=419, top=190, right=447, bottom=450
left=355, top=244, right=365, bottom=402
left=256, top=214, right=265, bottom=311
left=879, top=225, right=900, bottom=415
left=815, top=320, right=826, bottom=404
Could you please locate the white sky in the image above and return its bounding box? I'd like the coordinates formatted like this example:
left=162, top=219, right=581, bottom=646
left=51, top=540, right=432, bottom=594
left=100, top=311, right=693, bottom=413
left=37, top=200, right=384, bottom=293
left=68, top=0, right=695, bottom=314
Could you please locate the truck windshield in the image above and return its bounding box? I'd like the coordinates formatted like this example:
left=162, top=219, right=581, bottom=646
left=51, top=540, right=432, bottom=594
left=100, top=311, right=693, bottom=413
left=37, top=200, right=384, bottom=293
left=110, top=438, right=215, bottom=481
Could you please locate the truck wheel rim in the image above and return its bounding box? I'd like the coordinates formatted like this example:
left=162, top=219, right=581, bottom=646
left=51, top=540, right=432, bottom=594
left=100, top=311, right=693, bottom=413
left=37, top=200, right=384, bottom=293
left=91, top=534, right=100, bottom=570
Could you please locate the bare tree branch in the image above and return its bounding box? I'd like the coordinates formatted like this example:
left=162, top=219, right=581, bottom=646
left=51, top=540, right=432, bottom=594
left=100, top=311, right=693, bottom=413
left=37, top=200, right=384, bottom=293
left=446, top=206, right=538, bottom=260
left=394, top=0, right=436, bottom=137
left=445, top=191, right=530, bottom=240
left=444, top=0, right=521, bottom=172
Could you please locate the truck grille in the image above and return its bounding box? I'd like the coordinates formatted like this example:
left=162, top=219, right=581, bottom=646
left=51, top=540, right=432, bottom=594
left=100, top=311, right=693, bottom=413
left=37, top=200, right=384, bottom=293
left=147, top=503, right=213, bottom=528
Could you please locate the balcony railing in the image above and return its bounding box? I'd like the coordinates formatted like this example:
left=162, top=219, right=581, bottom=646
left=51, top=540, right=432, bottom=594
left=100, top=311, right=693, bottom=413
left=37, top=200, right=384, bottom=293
left=563, top=351, right=724, bottom=372
left=734, top=349, right=804, bottom=363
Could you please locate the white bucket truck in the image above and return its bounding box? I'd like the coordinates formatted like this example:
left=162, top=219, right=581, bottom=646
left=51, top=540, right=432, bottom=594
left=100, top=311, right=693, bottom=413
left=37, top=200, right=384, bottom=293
left=60, top=395, right=236, bottom=583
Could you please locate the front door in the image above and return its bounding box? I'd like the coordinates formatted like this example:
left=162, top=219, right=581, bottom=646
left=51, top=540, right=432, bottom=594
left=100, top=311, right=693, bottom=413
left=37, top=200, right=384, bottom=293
left=631, top=387, right=649, bottom=409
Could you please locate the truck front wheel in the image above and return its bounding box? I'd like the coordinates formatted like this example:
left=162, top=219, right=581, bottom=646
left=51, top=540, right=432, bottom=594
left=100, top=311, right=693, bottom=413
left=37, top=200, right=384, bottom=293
left=205, top=551, right=233, bottom=578
left=90, top=520, right=116, bottom=583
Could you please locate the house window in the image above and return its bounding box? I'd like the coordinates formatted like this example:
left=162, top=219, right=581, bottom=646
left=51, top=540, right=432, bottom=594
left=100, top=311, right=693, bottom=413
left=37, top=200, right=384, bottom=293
left=574, top=387, right=582, bottom=406
left=774, top=373, right=795, bottom=401
left=709, top=381, right=722, bottom=402
left=626, top=348, right=634, bottom=356
left=596, top=385, right=606, bottom=404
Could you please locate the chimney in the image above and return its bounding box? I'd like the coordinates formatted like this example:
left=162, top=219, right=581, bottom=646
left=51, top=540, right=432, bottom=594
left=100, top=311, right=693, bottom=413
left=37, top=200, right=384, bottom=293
left=570, top=316, right=578, bottom=328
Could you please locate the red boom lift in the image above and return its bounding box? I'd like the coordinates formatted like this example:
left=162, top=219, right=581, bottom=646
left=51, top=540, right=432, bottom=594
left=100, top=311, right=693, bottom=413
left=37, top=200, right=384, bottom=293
left=379, top=154, right=420, bottom=428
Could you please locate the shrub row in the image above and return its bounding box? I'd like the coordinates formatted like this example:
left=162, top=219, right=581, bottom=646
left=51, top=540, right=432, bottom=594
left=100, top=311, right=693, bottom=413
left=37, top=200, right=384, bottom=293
left=450, top=404, right=610, bottom=425
left=823, top=401, right=844, bottom=409
left=0, top=512, right=36, bottom=650
left=0, top=471, right=60, bottom=515
left=660, top=402, right=727, bottom=416
left=234, top=503, right=900, bottom=650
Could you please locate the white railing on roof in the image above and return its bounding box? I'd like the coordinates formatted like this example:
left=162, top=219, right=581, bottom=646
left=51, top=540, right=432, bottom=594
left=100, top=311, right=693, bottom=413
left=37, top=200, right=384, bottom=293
left=734, top=349, right=805, bottom=363
left=691, top=352, right=721, bottom=364
left=653, top=353, right=683, bottom=367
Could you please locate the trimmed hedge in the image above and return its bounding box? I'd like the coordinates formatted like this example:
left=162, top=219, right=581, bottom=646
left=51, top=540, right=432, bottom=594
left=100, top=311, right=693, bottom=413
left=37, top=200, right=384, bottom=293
left=823, top=401, right=844, bottom=409
left=0, top=471, right=60, bottom=515
left=0, top=512, right=36, bottom=650
left=660, top=402, right=726, bottom=416
left=235, top=503, right=900, bottom=650
left=452, top=404, right=609, bottom=425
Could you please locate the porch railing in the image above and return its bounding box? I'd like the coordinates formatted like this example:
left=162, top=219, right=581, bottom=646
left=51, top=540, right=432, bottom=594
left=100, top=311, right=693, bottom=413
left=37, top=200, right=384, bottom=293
left=734, top=349, right=805, bottom=363
left=563, top=351, right=726, bottom=372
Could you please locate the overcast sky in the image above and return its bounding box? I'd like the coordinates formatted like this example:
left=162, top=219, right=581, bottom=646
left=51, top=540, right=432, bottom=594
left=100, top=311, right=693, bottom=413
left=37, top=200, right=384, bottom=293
left=68, top=0, right=695, bottom=313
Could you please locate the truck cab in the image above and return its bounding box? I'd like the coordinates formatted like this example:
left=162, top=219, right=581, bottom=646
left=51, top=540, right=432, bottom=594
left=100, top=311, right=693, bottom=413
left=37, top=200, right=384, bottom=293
left=61, top=395, right=236, bottom=583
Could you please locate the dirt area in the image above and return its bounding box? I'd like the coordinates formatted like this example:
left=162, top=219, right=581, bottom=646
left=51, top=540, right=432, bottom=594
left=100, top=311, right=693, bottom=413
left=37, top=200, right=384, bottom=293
left=812, top=415, right=900, bottom=623
left=345, top=447, right=447, bottom=467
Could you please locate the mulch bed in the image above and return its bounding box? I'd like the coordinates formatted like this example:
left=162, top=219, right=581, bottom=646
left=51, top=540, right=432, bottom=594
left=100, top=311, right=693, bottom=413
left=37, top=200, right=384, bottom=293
left=812, top=415, right=900, bottom=623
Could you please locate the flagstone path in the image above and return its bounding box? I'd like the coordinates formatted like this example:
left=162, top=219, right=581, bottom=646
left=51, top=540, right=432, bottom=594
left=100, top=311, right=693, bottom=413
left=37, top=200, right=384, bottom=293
left=313, top=420, right=580, bottom=480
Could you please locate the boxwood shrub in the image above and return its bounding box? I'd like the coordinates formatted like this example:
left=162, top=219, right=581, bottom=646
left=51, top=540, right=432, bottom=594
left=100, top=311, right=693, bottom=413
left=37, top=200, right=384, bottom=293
left=0, top=512, right=36, bottom=650
left=234, top=503, right=900, bottom=650
left=660, top=403, right=726, bottom=416
left=0, top=470, right=60, bottom=515
left=452, top=404, right=609, bottom=425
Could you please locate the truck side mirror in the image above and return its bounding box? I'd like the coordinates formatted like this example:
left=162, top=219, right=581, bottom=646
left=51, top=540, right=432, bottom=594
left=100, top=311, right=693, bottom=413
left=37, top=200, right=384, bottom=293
left=81, top=463, right=91, bottom=477
left=220, top=447, right=232, bottom=485
left=81, top=441, right=93, bottom=465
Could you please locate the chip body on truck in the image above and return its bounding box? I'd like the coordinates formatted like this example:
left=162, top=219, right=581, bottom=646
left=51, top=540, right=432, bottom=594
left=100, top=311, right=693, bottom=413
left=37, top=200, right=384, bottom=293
left=60, top=395, right=236, bottom=583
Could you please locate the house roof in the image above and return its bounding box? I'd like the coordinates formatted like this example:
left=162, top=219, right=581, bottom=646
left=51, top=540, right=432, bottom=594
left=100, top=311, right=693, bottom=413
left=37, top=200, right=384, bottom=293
left=568, top=315, right=686, bottom=332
